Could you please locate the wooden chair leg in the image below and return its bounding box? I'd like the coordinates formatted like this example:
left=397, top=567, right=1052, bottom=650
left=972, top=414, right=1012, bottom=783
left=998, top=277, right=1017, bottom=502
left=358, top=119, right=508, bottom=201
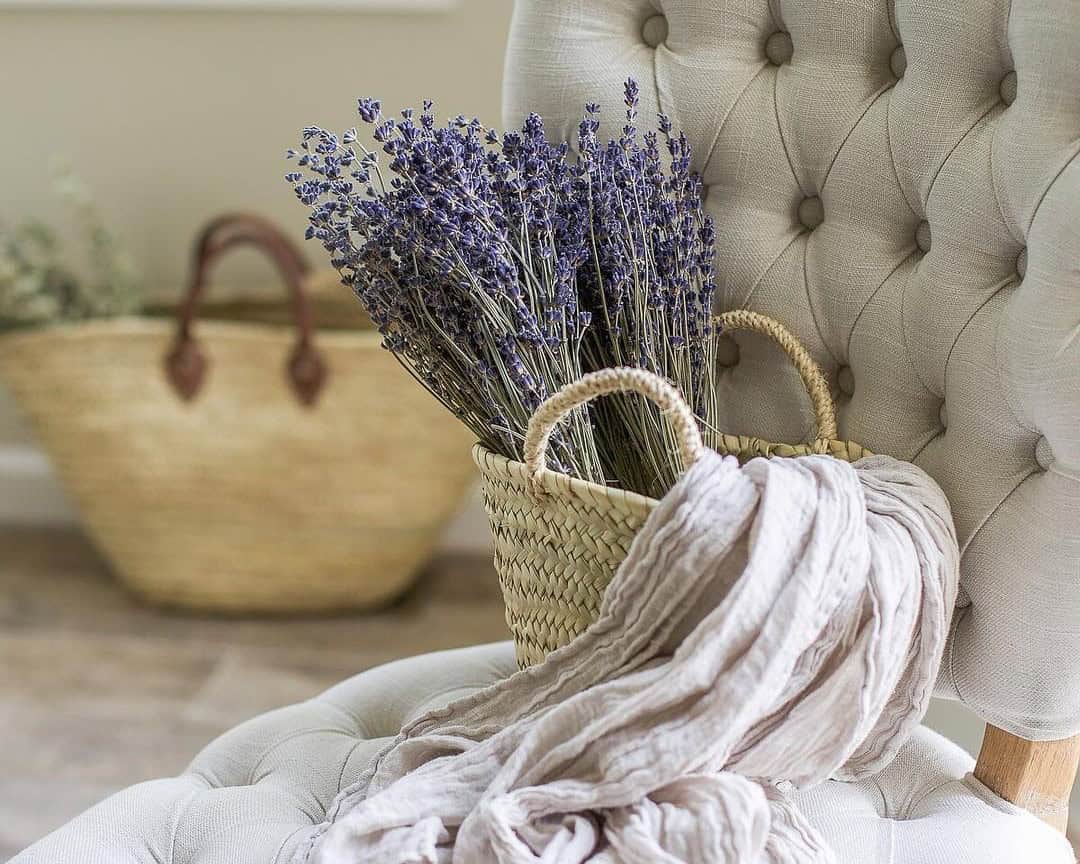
left=974, top=724, right=1080, bottom=833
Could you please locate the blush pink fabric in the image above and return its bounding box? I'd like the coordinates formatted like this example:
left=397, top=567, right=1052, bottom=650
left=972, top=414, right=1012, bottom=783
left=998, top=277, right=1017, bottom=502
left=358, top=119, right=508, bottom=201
left=298, top=452, right=959, bottom=863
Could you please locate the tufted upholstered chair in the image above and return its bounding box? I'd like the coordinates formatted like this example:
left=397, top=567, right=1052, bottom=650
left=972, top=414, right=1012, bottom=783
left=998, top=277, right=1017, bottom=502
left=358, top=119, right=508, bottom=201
left=502, top=0, right=1080, bottom=829
left=11, top=1, right=1080, bottom=862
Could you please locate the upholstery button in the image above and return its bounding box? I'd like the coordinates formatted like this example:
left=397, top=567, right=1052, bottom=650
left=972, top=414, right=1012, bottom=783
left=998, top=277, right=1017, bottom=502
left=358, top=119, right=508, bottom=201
left=916, top=220, right=931, bottom=253
left=1000, top=70, right=1017, bottom=105
left=939, top=402, right=948, bottom=430
left=837, top=366, right=855, bottom=397
left=1016, top=247, right=1027, bottom=279
left=716, top=335, right=740, bottom=368
left=890, top=45, right=907, bottom=79
left=1035, top=436, right=1053, bottom=470
left=798, top=196, right=824, bottom=231
left=642, top=14, right=668, bottom=49
left=765, top=31, right=793, bottom=65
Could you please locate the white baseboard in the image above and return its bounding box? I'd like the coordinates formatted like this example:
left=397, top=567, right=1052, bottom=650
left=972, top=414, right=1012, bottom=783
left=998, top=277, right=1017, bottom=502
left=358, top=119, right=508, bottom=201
left=0, top=445, right=76, bottom=524
left=439, top=483, right=494, bottom=554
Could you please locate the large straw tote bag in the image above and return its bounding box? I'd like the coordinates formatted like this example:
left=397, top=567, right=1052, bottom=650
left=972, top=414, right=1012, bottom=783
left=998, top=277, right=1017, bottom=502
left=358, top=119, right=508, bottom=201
left=0, top=214, right=474, bottom=612
left=474, top=310, right=871, bottom=667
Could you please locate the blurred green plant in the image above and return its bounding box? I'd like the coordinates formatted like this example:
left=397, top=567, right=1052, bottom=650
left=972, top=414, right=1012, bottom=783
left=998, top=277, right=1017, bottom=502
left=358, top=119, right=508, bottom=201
left=0, top=166, right=142, bottom=330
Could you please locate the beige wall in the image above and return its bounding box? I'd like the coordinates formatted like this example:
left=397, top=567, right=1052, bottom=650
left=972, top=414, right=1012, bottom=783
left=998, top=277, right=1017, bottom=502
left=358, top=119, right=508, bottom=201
left=0, top=1, right=513, bottom=452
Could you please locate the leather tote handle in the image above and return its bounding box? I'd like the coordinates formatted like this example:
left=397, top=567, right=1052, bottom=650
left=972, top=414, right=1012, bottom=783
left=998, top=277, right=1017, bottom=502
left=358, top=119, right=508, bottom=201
left=165, top=213, right=327, bottom=406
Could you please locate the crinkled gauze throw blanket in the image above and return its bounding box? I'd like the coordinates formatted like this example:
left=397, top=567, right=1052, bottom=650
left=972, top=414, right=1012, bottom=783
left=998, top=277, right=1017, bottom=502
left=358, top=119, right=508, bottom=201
left=298, top=451, right=959, bottom=863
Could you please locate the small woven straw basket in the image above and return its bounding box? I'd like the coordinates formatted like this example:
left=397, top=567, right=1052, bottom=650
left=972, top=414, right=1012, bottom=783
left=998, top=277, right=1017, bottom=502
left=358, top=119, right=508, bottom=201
left=474, top=310, right=870, bottom=668
left=0, top=214, right=474, bottom=613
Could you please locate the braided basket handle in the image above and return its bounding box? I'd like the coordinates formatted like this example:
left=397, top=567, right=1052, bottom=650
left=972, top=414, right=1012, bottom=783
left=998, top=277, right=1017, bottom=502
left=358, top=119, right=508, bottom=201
left=715, top=310, right=838, bottom=442
left=524, top=368, right=704, bottom=493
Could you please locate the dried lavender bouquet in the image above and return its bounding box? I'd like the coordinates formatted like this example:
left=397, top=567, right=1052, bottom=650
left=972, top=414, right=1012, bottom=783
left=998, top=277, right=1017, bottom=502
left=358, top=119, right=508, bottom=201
left=289, top=80, right=719, bottom=499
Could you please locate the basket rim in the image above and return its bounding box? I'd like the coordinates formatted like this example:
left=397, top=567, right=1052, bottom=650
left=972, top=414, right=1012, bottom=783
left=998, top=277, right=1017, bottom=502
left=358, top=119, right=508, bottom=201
left=473, top=434, right=872, bottom=510
left=472, top=442, right=660, bottom=514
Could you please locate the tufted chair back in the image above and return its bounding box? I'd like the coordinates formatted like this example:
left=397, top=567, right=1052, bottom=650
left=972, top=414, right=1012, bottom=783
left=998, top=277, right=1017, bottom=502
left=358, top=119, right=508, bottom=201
left=504, top=0, right=1080, bottom=827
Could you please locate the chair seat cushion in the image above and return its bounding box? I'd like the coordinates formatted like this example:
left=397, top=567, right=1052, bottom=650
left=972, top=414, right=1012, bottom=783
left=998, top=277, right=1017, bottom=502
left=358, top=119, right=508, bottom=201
left=13, top=642, right=1074, bottom=864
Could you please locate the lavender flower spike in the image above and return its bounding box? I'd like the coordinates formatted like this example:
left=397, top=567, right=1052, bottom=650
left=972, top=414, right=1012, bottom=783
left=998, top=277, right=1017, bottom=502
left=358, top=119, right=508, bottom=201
left=286, top=81, right=721, bottom=498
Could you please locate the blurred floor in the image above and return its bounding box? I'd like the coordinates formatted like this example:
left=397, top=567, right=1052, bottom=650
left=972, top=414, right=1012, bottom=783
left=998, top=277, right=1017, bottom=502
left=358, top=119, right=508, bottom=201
left=0, top=526, right=507, bottom=859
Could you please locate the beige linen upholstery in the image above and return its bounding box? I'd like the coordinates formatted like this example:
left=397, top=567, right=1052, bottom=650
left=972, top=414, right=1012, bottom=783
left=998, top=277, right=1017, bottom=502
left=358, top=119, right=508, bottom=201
left=503, top=0, right=1080, bottom=741
left=11, top=644, right=1074, bottom=864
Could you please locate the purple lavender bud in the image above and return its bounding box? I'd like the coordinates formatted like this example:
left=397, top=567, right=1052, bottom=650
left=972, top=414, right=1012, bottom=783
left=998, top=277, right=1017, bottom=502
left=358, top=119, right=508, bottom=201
left=357, top=98, right=381, bottom=124
left=372, top=120, right=395, bottom=143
